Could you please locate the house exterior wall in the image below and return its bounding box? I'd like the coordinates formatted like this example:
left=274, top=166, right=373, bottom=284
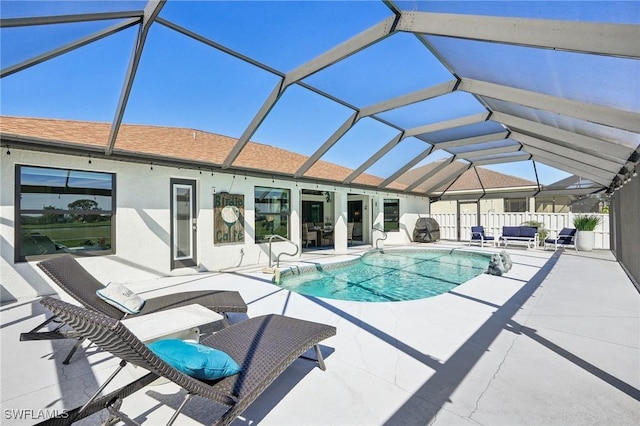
left=430, top=198, right=535, bottom=214
left=433, top=195, right=602, bottom=215
left=377, top=196, right=429, bottom=246
left=1, top=148, right=430, bottom=302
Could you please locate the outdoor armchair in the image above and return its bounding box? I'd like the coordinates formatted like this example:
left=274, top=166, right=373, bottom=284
left=469, top=226, right=495, bottom=247
left=37, top=296, right=336, bottom=426
left=544, top=227, right=577, bottom=250
left=21, top=255, right=248, bottom=364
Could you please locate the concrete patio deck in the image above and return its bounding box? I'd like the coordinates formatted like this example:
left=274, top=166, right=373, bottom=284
left=1, top=243, right=639, bottom=425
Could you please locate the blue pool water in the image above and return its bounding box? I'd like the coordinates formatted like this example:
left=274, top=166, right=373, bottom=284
left=276, top=249, right=490, bottom=302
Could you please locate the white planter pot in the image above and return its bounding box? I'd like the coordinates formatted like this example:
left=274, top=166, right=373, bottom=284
left=575, top=230, right=595, bottom=251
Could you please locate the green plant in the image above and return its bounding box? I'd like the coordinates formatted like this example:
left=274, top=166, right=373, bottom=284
left=573, top=214, right=601, bottom=231
left=521, top=220, right=548, bottom=247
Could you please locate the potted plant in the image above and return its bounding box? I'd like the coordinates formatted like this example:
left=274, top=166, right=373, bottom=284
left=573, top=214, right=601, bottom=251
left=521, top=220, right=548, bottom=247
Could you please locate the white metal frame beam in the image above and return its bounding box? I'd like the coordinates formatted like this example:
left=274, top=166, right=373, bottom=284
left=455, top=144, right=521, bottom=159
left=359, top=79, right=457, bottom=117
left=0, top=10, right=143, bottom=27
left=422, top=163, right=471, bottom=195
left=1, top=18, right=139, bottom=78
left=526, top=149, right=615, bottom=186
left=343, top=132, right=404, bottom=184
left=404, top=157, right=455, bottom=192
left=406, top=112, right=489, bottom=138
left=378, top=146, right=434, bottom=188
left=396, top=11, right=640, bottom=59
left=105, top=0, right=165, bottom=155
left=537, top=187, right=605, bottom=196
left=283, top=17, right=397, bottom=86
left=294, top=112, right=359, bottom=178
left=433, top=131, right=509, bottom=149
left=530, top=155, right=612, bottom=188
left=524, top=146, right=615, bottom=180
left=223, top=16, right=397, bottom=168
left=156, top=17, right=283, bottom=77
left=295, top=80, right=457, bottom=178
left=493, top=112, right=635, bottom=161
left=3, top=5, right=637, bottom=199
left=471, top=154, right=531, bottom=167
left=459, top=78, right=640, bottom=133
left=512, top=132, right=624, bottom=173
left=439, top=189, right=540, bottom=201
left=378, top=131, right=507, bottom=189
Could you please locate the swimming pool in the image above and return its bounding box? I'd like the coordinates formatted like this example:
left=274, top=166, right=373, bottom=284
left=276, top=249, right=490, bottom=302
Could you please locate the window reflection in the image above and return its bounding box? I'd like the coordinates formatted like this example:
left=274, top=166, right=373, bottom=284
left=17, top=165, right=114, bottom=260
left=384, top=199, right=400, bottom=232
left=255, top=187, right=290, bottom=242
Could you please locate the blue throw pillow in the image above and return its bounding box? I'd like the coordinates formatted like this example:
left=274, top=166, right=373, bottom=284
left=147, top=339, right=241, bottom=380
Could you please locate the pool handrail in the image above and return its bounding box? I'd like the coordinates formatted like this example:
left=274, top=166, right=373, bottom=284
left=265, top=234, right=299, bottom=268
left=372, top=225, right=387, bottom=249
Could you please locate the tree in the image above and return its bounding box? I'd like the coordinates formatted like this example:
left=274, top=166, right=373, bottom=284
left=67, top=199, right=100, bottom=222
left=41, top=205, right=60, bottom=224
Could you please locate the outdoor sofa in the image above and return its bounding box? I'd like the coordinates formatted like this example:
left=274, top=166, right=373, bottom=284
left=21, top=255, right=248, bottom=364
left=498, top=226, right=539, bottom=249
left=37, top=296, right=336, bottom=426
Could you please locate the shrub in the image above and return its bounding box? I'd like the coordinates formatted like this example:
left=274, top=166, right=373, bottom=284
left=573, top=214, right=601, bottom=231
left=521, top=220, right=547, bottom=247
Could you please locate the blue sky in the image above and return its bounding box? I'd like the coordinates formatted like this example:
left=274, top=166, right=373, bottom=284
left=2, top=1, right=638, bottom=186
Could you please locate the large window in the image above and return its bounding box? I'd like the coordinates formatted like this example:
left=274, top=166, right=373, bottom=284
left=504, top=197, right=527, bottom=212
left=255, top=187, right=290, bottom=242
left=383, top=199, right=400, bottom=232
left=16, top=165, right=115, bottom=261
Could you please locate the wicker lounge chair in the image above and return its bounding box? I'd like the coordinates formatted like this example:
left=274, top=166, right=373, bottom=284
left=37, top=296, right=336, bottom=426
left=21, top=255, right=248, bottom=364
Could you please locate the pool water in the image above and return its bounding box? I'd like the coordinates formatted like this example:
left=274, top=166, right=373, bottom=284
left=276, top=249, right=490, bottom=302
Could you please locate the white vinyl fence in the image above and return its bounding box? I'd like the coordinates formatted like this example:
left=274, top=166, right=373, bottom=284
left=431, top=212, right=610, bottom=249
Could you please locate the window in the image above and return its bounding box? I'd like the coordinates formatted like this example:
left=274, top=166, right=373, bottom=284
left=504, top=197, right=527, bottom=212
left=254, top=187, right=290, bottom=242
left=302, top=200, right=324, bottom=224
left=16, top=165, right=115, bottom=261
left=535, top=195, right=603, bottom=213
left=535, top=196, right=571, bottom=213
left=383, top=199, right=399, bottom=232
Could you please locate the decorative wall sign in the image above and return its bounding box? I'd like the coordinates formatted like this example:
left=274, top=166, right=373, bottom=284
left=214, top=192, right=244, bottom=244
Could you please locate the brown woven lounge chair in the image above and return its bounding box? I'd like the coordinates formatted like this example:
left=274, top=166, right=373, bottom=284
left=21, top=255, right=248, bottom=364
left=37, top=296, right=336, bottom=426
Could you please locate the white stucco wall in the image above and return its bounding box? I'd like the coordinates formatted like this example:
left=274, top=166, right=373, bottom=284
left=368, top=195, right=430, bottom=246
left=1, top=148, right=431, bottom=302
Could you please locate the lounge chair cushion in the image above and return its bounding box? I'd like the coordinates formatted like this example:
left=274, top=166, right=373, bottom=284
left=96, top=282, right=146, bottom=314
left=147, top=338, right=241, bottom=380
